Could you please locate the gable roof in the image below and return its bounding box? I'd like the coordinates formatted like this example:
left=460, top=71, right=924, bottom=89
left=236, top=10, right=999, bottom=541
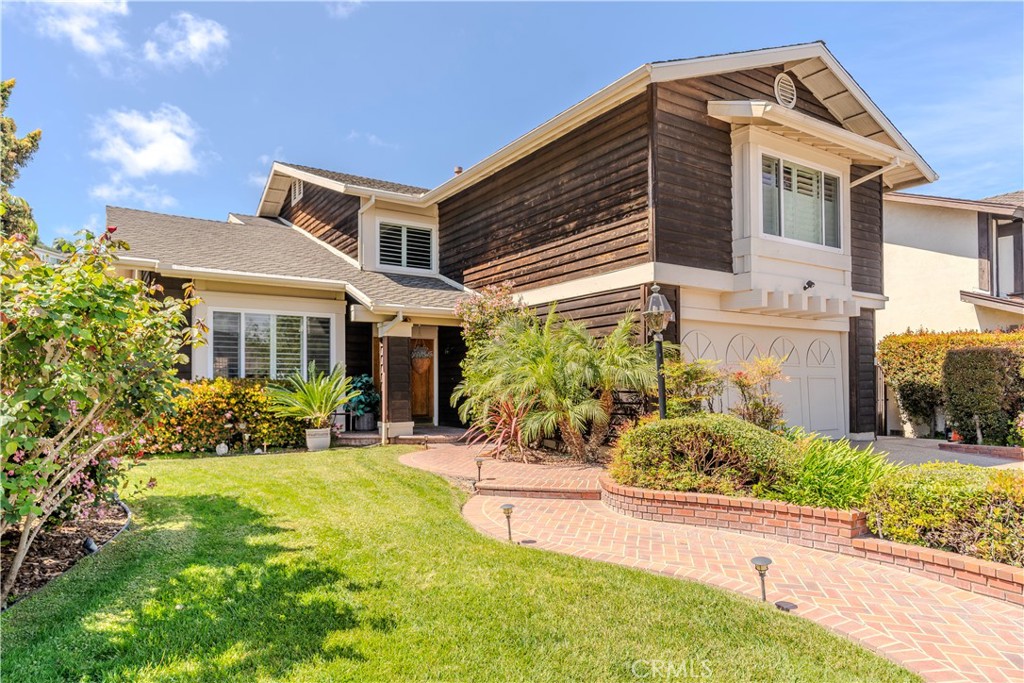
left=257, top=42, right=935, bottom=216
left=885, top=192, right=1024, bottom=219
left=108, top=206, right=464, bottom=315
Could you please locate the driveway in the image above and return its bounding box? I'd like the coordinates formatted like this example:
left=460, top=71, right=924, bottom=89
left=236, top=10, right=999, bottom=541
left=855, top=436, right=1023, bottom=469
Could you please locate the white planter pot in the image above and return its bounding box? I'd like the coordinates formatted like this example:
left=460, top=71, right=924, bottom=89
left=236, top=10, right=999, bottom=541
left=305, top=427, right=331, bottom=452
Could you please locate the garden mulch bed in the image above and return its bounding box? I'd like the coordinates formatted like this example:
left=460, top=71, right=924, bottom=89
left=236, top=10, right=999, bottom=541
left=1, top=504, right=129, bottom=605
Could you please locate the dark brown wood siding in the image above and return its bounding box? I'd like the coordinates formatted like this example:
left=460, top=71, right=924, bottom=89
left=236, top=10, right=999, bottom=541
left=551, top=287, right=644, bottom=337
left=437, top=325, right=466, bottom=427
left=383, top=336, right=411, bottom=424
left=848, top=309, right=877, bottom=435
left=437, top=95, right=650, bottom=290
left=280, top=183, right=361, bottom=259
left=150, top=274, right=194, bottom=380
left=344, top=308, right=373, bottom=380
left=651, top=67, right=844, bottom=272
left=850, top=166, right=884, bottom=295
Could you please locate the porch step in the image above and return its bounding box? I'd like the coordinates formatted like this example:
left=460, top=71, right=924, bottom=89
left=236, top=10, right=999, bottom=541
left=474, top=481, right=601, bottom=500
left=393, top=431, right=466, bottom=446
left=333, top=433, right=382, bottom=447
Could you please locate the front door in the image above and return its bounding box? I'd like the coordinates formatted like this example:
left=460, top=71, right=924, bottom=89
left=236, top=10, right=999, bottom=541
left=410, top=339, right=434, bottom=422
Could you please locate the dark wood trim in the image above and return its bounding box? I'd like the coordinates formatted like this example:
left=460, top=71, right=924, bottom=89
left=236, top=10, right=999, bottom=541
left=979, top=212, right=993, bottom=292
left=848, top=310, right=877, bottom=435
left=382, top=336, right=411, bottom=424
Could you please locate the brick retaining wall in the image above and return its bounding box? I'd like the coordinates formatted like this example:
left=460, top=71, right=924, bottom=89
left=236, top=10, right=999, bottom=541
left=600, top=475, right=1024, bottom=604
left=937, top=442, right=1024, bottom=460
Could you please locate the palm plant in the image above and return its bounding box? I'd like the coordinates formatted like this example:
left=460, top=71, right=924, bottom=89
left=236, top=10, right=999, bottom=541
left=586, top=313, right=657, bottom=450
left=266, top=363, right=360, bottom=429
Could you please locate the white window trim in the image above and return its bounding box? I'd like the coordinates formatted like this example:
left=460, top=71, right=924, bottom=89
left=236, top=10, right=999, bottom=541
left=373, top=215, right=439, bottom=275
left=734, top=126, right=852, bottom=258
left=209, top=306, right=336, bottom=380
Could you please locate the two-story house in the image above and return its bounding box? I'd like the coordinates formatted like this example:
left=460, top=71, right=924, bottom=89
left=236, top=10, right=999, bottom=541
left=875, top=190, right=1023, bottom=435
left=110, top=42, right=937, bottom=440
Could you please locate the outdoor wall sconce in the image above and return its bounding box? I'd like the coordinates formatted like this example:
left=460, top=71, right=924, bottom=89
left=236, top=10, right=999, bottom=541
left=475, top=457, right=485, bottom=483
left=751, top=556, right=773, bottom=602
left=642, top=284, right=675, bottom=420
left=803, top=280, right=816, bottom=291
left=500, top=503, right=515, bottom=542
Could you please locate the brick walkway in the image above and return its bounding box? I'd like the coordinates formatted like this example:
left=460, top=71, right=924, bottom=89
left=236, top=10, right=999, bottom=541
left=403, top=444, right=1024, bottom=683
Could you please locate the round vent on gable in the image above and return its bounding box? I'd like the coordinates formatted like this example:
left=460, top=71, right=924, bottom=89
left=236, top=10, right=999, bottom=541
left=774, top=72, right=798, bottom=109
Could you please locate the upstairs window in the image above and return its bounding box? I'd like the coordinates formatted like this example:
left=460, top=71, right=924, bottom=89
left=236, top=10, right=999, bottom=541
left=291, top=179, right=304, bottom=204
left=379, top=223, right=434, bottom=270
left=211, top=310, right=331, bottom=379
left=762, top=155, right=841, bottom=249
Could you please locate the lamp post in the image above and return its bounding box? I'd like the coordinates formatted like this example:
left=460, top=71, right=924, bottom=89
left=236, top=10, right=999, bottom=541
left=642, top=284, right=675, bottom=420
left=751, top=556, right=773, bottom=602
left=500, top=503, right=515, bottom=542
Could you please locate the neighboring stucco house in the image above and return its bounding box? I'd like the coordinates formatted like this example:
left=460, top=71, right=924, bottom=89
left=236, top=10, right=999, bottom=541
left=875, top=190, right=1023, bottom=435
left=110, top=42, right=937, bottom=440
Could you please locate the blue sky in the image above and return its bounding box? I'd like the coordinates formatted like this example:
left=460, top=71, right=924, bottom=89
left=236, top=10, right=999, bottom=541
left=4, top=1, right=1022, bottom=244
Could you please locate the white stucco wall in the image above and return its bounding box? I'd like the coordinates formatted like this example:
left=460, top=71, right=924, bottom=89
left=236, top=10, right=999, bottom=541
left=877, top=202, right=1019, bottom=338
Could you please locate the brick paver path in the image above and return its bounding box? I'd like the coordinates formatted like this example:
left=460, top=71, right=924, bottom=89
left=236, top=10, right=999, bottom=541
left=404, top=444, right=1024, bottom=683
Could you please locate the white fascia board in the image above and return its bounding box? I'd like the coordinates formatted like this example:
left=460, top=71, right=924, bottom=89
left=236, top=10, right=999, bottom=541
left=708, top=100, right=908, bottom=166
left=257, top=164, right=430, bottom=217
left=167, top=264, right=347, bottom=290
left=422, top=65, right=652, bottom=204
left=885, top=192, right=1024, bottom=219
left=116, top=256, right=161, bottom=269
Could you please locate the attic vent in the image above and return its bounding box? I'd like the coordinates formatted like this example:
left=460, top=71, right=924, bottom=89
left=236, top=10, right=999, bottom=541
left=290, top=179, right=304, bottom=204
left=774, top=73, right=798, bottom=109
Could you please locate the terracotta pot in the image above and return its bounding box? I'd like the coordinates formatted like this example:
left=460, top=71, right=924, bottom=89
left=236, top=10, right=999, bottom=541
left=412, top=357, right=431, bottom=374
left=305, top=427, right=331, bottom=452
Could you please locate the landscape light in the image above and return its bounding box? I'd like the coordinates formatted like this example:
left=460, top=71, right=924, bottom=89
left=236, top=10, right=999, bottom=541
left=500, top=503, right=515, bottom=542
left=751, top=556, right=773, bottom=602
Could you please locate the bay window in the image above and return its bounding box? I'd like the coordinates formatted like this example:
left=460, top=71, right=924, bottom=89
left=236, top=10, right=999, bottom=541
left=762, top=155, right=841, bottom=249
left=211, top=310, right=332, bottom=379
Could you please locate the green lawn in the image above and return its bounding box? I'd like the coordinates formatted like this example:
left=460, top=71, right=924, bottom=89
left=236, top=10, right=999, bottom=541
left=1, top=447, right=918, bottom=682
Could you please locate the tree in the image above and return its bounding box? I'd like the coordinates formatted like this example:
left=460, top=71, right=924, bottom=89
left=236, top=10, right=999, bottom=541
left=0, top=229, right=202, bottom=604
left=1, top=79, right=42, bottom=243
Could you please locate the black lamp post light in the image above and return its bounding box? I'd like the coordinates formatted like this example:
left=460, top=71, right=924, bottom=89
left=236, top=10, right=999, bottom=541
left=751, top=556, right=772, bottom=602
left=500, top=503, right=515, bottom=542
left=642, top=284, right=675, bottom=420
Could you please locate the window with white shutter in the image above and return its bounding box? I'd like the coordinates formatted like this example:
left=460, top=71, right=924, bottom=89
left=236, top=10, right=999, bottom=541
left=210, top=311, right=333, bottom=379
left=291, top=179, right=304, bottom=204
left=762, top=154, right=841, bottom=249
left=378, top=223, right=434, bottom=270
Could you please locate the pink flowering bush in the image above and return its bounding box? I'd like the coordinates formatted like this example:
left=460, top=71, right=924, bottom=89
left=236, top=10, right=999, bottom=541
left=0, top=229, right=202, bottom=604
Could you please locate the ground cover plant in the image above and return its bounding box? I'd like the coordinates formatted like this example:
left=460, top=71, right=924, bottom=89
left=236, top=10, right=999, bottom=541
left=0, top=447, right=919, bottom=682
left=779, top=431, right=898, bottom=510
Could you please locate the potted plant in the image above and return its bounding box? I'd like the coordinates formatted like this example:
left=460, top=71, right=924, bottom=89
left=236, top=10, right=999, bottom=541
left=266, top=363, right=360, bottom=451
left=411, top=344, right=433, bottom=375
left=348, top=374, right=380, bottom=432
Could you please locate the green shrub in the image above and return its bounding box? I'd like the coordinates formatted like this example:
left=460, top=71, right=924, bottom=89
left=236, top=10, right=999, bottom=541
left=942, top=346, right=1024, bottom=445
left=778, top=431, right=897, bottom=510
left=610, top=413, right=798, bottom=495
left=877, top=329, right=1024, bottom=428
left=864, top=463, right=1024, bottom=567
left=147, top=378, right=306, bottom=453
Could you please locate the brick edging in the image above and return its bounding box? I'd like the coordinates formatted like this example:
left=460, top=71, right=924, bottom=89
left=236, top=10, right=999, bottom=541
left=599, top=475, right=1024, bottom=604
left=937, top=442, right=1024, bottom=460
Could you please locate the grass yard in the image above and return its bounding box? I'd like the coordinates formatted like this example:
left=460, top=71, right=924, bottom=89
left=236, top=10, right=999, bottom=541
left=1, top=447, right=919, bottom=682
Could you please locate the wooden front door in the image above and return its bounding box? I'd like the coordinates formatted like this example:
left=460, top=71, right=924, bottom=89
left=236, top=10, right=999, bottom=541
left=410, top=339, right=434, bottom=422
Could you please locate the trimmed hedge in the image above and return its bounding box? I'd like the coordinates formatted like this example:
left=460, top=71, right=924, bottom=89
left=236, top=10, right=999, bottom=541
left=876, top=329, right=1024, bottom=430
left=146, top=378, right=306, bottom=453
left=864, top=463, right=1024, bottom=567
left=943, top=346, right=1024, bottom=445
left=609, top=413, right=798, bottom=496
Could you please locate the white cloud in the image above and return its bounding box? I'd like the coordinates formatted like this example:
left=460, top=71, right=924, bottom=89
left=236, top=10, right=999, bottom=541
left=247, top=172, right=267, bottom=187
left=90, top=105, right=200, bottom=178
left=143, top=13, right=229, bottom=70
left=35, top=1, right=128, bottom=58
left=326, top=2, right=362, bottom=19
left=90, top=177, right=177, bottom=210
left=346, top=130, right=398, bottom=150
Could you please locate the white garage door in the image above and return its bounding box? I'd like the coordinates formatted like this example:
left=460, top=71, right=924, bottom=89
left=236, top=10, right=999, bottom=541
left=680, top=323, right=846, bottom=438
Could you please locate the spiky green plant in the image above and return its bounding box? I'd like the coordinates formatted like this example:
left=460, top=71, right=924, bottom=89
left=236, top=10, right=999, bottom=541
left=266, top=363, right=360, bottom=429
